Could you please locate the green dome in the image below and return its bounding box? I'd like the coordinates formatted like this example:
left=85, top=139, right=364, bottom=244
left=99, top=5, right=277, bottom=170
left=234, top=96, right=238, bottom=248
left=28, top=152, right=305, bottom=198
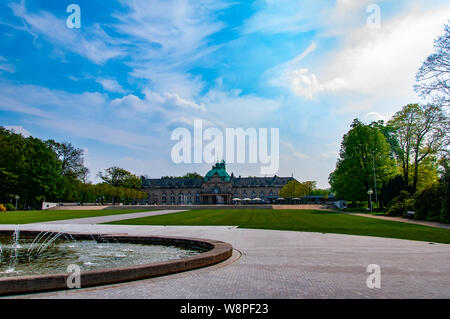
left=204, top=161, right=231, bottom=182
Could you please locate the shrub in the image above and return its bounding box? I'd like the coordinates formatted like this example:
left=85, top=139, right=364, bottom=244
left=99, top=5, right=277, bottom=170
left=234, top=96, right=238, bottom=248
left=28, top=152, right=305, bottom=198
left=0, top=204, right=6, bottom=212
left=439, top=169, right=450, bottom=224
left=414, top=183, right=442, bottom=221
left=4, top=203, right=15, bottom=211
left=387, top=190, right=412, bottom=216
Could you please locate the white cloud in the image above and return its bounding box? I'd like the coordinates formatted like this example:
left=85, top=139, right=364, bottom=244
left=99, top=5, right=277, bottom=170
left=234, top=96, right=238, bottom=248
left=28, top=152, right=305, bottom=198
left=0, top=82, right=106, bottom=117
left=282, top=141, right=310, bottom=159
left=111, top=90, right=205, bottom=116
left=364, top=112, right=390, bottom=123
left=96, top=78, right=126, bottom=94
left=270, top=5, right=450, bottom=107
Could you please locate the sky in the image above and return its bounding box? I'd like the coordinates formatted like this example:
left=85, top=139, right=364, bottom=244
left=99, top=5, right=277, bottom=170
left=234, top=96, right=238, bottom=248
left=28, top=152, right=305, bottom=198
left=0, top=0, right=449, bottom=188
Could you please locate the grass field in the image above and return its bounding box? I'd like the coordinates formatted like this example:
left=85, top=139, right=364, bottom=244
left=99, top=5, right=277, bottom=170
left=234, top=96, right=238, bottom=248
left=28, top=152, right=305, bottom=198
left=0, top=209, right=151, bottom=224
left=107, top=209, right=450, bottom=244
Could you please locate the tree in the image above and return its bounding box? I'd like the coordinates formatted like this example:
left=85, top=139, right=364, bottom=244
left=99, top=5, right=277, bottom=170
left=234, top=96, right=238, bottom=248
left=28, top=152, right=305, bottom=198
left=415, top=21, right=450, bottom=107
left=388, top=104, right=449, bottom=192
left=279, top=180, right=309, bottom=199
left=380, top=175, right=412, bottom=208
left=0, top=128, right=64, bottom=208
left=329, top=119, right=396, bottom=203
left=182, top=172, right=203, bottom=179
left=19, top=136, right=63, bottom=208
left=97, top=167, right=142, bottom=189
left=46, top=140, right=87, bottom=180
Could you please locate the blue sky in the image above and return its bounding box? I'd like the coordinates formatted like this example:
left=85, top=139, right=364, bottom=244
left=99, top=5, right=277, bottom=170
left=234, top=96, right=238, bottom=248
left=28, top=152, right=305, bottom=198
left=1, top=0, right=449, bottom=188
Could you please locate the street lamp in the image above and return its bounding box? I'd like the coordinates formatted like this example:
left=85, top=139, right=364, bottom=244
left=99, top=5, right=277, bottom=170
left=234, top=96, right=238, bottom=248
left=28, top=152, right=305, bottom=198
left=367, top=189, right=374, bottom=214
left=14, top=195, right=20, bottom=211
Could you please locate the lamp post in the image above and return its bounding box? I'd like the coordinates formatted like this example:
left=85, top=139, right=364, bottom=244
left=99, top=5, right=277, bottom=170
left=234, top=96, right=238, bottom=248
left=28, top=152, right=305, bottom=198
left=367, top=189, right=374, bottom=214
left=14, top=195, right=20, bottom=211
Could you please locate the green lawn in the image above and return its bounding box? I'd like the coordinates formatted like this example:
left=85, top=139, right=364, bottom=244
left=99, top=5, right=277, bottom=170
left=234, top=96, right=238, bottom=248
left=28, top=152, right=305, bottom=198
left=107, top=209, right=450, bottom=244
left=0, top=209, right=151, bottom=224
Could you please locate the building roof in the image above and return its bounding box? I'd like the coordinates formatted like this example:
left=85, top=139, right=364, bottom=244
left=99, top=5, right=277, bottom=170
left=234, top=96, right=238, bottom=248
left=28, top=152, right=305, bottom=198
left=204, top=161, right=231, bottom=182
left=231, top=176, right=294, bottom=187
left=142, top=177, right=203, bottom=188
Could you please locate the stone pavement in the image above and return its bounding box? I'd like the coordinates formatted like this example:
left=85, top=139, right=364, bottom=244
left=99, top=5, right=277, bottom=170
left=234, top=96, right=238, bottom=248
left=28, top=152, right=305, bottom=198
left=1, top=224, right=449, bottom=299
left=36, top=210, right=186, bottom=225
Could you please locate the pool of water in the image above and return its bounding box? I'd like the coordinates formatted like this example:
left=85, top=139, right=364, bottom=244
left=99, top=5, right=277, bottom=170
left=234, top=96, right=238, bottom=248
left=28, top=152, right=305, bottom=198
left=0, top=233, right=202, bottom=278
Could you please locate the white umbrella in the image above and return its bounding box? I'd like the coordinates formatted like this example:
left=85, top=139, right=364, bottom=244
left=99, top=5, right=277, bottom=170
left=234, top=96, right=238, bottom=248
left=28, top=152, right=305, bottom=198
left=232, top=198, right=242, bottom=201
left=243, top=198, right=252, bottom=201
left=253, top=198, right=262, bottom=201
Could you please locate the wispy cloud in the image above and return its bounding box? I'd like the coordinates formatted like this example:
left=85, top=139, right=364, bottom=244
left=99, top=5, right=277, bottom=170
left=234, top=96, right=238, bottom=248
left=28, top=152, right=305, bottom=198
left=0, top=56, right=15, bottom=73
left=8, top=1, right=125, bottom=64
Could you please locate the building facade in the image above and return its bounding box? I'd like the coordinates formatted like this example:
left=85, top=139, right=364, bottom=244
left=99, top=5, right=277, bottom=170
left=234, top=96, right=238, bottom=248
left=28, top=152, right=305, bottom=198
left=142, top=161, right=295, bottom=205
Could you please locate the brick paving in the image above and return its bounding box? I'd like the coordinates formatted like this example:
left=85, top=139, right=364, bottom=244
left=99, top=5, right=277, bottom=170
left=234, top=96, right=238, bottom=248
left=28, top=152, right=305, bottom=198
left=0, top=224, right=449, bottom=299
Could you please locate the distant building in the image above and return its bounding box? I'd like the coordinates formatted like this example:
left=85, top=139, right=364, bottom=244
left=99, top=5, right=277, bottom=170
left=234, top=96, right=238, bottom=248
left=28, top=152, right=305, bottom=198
left=141, top=161, right=295, bottom=205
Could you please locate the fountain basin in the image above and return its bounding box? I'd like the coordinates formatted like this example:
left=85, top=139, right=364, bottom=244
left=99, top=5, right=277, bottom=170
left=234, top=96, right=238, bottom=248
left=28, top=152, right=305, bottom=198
left=0, top=230, right=233, bottom=296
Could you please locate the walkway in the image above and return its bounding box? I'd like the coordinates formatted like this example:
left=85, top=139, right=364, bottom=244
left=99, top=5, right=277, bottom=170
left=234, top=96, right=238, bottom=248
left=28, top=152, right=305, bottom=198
left=1, top=224, right=449, bottom=299
left=343, top=212, right=450, bottom=229
left=37, top=210, right=186, bottom=225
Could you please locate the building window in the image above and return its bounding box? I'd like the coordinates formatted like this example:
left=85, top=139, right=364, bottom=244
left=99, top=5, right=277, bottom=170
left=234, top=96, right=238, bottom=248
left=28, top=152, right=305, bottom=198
left=195, top=193, right=200, bottom=204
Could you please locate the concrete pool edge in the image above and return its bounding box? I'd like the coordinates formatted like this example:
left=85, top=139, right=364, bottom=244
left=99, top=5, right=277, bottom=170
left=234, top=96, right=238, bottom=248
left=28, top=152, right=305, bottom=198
left=0, top=230, right=233, bottom=296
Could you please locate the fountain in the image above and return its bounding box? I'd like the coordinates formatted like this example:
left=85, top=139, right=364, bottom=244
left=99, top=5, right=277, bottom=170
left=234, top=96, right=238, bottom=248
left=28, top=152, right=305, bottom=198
left=0, top=229, right=233, bottom=295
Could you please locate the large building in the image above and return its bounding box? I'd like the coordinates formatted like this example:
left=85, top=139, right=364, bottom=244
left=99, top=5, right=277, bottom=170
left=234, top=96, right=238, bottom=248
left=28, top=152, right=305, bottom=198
left=142, top=161, right=295, bottom=205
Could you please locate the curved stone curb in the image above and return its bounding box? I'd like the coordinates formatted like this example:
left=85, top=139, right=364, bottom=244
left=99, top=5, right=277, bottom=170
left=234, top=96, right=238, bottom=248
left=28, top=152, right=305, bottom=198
left=0, top=231, right=233, bottom=296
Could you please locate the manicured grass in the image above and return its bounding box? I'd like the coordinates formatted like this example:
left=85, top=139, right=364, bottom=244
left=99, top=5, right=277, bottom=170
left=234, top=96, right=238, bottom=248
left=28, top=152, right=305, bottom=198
left=107, top=209, right=450, bottom=244
left=0, top=209, right=151, bottom=224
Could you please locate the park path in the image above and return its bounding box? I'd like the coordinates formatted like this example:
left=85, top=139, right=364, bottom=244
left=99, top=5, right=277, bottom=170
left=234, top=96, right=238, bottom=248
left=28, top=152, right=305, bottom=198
left=36, top=210, right=186, bottom=225
left=342, top=212, right=450, bottom=229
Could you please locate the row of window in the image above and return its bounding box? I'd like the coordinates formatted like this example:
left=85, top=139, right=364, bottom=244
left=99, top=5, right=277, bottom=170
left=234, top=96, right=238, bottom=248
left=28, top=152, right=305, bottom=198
left=149, top=191, right=278, bottom=204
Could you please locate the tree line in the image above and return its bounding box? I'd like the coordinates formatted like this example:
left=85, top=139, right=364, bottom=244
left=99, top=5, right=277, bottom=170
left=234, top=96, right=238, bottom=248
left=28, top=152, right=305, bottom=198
left=0, top=127, right=147, bottom=210
left=280, top=180, right=329, bottom=199
left=329, top=22, right=450, bottom=222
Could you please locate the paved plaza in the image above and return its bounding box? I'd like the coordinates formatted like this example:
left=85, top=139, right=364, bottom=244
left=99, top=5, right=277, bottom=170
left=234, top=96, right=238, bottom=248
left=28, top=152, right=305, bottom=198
left=1, top=217, right=449, bottom=299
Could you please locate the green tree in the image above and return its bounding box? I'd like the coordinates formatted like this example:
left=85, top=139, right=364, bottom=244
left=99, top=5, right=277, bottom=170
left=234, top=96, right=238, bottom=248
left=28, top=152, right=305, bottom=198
left=46, top=140, right=87, bottom=179
left=329, top=119, right=396, bottom=203
left=280, top=180, right=309, bottom=198
left=97, top=167, right=142, bottom=189
left=388, top=104, right=449, bottom=192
